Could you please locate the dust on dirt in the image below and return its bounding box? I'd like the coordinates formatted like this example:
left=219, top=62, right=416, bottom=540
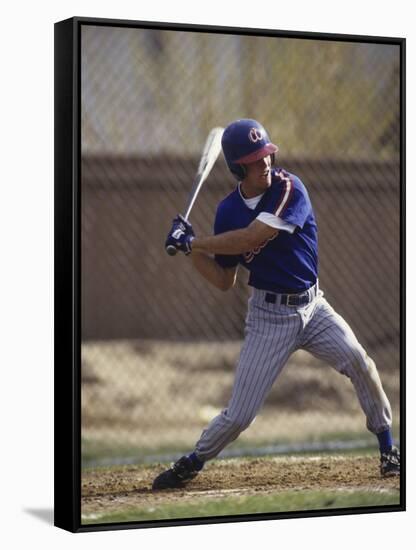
left=81, top=455, right=400, bottom=517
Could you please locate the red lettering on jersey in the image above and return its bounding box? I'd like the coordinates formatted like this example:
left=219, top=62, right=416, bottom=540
left=244, top=232, right=279, bottom=263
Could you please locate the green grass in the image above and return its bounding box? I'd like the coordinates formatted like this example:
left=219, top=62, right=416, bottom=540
left=81, top=433, right=379, bottom=465
left=81, top=489, right=400, bottom=525
left=82, top=420, right=401, bottom=464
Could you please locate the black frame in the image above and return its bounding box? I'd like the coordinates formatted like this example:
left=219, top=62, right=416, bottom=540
left=54, top=16, right=406, bottom=533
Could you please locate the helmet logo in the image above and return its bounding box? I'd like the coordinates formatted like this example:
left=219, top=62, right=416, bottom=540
left=248, top=127, right=263, bottom=143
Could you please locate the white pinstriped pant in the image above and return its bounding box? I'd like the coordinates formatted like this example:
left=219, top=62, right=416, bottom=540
left=195, top=287, right=392, bottom=461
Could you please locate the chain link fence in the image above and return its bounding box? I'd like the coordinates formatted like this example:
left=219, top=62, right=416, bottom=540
left=80, top=25, right=400, bottom=466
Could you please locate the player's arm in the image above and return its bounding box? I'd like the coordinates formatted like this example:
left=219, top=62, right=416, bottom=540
left=191, top=220, right=279, bottom=256
left=190, top=251, right=238, bottom=291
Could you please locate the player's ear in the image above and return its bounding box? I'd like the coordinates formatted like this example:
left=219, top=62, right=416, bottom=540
left=231, top=164, right=246, bottom=180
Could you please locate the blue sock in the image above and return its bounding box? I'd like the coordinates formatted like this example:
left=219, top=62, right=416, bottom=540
left=377, top=429, right=393, bottom=454
left=189, top=452, right=204, bottom=471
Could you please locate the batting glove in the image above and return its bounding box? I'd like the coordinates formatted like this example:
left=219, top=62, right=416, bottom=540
left=165, top=215, right=195, bottom=255
left=173, top=215, right=194, bottom=234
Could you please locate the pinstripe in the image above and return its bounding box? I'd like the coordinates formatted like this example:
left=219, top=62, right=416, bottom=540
left=231, top=311, right=268, bottom=415
left=301, top=302, right=375, bottom=421
left=195, top=288, right=392, bottom=461
left=204, top=305, right=276, bottom=456
left=196, top=292, right=302, bottom=460
left=316, top=303, right=388, bottom=430
left=235, top=306, right=276, bottom=417
left=312, top=322, right=374, bottom=421
left=328, top=337, right=373, bottom=413
left=197, top=307, right=267, bottom=455
left=300, top=297, right=390, bottom=432
left=331, top=338, right=384, bottom=430
left=244, top=320, right=283, bottom=422
left=244, top=315, right=297, bottom=419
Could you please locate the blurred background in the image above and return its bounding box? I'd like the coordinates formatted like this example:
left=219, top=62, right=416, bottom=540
left=80, top=25, right=400, bottom=467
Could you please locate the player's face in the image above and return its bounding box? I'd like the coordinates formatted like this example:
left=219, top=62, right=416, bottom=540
left=242, top=155, right=272, bottom=196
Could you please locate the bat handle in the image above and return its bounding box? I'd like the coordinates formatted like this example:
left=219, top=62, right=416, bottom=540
left=166, top=245, right=178, bottom=256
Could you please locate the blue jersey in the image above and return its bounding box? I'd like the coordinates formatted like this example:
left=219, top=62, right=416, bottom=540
left=214, top=168, right=318, bottom=293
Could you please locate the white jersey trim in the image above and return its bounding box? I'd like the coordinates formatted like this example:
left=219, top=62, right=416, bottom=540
left=238, top=182, right=295, bottom=233
left=256, top=212, right=296, bottom=234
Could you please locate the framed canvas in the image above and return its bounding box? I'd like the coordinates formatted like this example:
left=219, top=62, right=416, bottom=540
left=54, top=16, right=405, bottom=533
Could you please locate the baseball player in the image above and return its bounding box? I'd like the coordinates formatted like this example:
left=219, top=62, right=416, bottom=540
left=152, top=118, right=400, bottom=490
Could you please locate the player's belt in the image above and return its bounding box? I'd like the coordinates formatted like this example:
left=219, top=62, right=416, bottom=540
left=264, top=282, right=318, bottom=307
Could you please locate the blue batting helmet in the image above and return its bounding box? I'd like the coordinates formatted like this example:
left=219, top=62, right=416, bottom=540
left=221, top=119, right=279, bottom=180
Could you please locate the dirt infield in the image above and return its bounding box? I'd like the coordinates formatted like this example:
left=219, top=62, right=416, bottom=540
left=81, top=455, right=400, bottom=521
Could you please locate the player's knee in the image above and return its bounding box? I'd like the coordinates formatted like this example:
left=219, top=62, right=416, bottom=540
left=226, top=413, right=254, bottom=434
left=341, top=348, right=375, bottom=379
left=360, top=354, right=384, bottom=388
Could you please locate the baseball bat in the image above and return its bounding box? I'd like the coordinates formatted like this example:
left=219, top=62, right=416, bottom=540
left=166, top=126, right=224, bottom=256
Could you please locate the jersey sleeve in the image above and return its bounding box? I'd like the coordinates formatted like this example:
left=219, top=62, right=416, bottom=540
left=213, top=204, right=240, bottom=268
left=268, top=172, right=312, bottom=229
left=256, top=212, right=296, bottom=233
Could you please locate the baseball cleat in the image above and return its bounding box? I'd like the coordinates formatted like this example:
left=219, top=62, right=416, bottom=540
left=380, top=446, right=400, bottom=477
left=152, top=456, right=199, bottom=490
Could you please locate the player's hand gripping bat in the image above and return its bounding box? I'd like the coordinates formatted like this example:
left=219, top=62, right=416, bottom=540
left=165, top=127, right=224, bottom=256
